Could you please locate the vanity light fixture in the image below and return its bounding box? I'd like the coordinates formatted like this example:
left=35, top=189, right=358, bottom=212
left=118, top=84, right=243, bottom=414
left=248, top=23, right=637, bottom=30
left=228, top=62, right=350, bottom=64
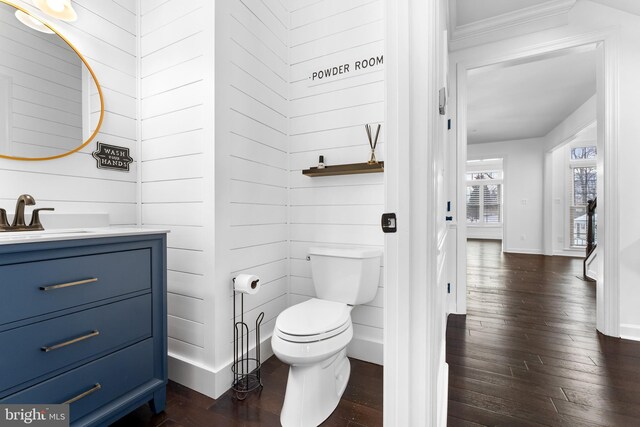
left=33, top=0, right=77, bottom=22
left=14, top=10, right=54, bottom=34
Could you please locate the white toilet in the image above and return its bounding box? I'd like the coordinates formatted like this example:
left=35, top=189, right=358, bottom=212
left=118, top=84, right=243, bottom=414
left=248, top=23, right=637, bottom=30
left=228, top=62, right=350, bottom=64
left=271, top=246, right=382, bottom=427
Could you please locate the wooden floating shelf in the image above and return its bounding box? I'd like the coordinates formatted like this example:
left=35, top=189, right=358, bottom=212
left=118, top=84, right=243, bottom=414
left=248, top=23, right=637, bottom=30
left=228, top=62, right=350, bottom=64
left=302, top=162, right=384, bottom=177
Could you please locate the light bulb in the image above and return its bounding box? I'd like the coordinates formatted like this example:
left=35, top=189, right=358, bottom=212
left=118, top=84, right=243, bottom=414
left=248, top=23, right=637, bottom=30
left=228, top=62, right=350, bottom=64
left=15, top=10, right=54, bottom=34
left=46, top=0, right=66, bottom=13
left=33, top=0, right=77, bottom=22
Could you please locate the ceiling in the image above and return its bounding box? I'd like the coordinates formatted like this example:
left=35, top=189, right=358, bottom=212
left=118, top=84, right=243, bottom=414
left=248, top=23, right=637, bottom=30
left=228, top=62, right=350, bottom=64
left=466, top=48, right=597, bottom=145
left=454, top=0, right=551, bottom=27
left=451, top=0, right=640, bottom=33
left=589, top=0, right=640, bottom=16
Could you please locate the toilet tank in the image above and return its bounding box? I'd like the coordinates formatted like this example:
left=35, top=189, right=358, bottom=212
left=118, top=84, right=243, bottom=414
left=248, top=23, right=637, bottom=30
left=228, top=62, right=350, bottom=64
left=308, top=247, right=382, bottom=305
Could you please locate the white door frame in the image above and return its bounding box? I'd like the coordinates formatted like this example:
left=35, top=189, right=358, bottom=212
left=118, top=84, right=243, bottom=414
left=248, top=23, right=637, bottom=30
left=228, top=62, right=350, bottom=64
left=383, top=1, right=411, bottom=424
left=454, top=29, right=620, bottom=337
left=384, top=0, right=448, bottom=426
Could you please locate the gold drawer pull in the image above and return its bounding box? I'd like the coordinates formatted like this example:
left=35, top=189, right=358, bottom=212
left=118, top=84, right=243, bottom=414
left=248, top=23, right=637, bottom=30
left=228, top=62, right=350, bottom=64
left=41, top=330, right=100, bottom=352
left=40, top=278, right=98, bottom=291
left=63, top=383, right=102, bottom=405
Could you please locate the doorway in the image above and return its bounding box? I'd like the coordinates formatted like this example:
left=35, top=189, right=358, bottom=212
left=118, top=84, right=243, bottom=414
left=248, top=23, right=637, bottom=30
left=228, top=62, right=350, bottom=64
left=453, top=35, right=620, bottom=337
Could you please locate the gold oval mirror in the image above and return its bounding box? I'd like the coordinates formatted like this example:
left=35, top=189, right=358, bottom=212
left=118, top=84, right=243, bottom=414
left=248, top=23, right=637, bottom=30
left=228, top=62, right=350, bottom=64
left=0, top=0, right=104, bottom=161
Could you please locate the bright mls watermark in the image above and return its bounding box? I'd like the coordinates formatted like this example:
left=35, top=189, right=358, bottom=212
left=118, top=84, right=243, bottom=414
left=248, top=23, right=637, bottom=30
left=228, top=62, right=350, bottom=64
left=0, top=405, right=68, bottom=426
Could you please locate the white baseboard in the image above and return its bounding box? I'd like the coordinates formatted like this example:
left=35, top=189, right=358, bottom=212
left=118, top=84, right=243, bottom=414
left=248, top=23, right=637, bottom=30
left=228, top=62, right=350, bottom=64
left=169, top=334, right=381, bottom=399
left=437, top=363, right=449, bottom=427
left=552, top=250, right=584, bottom=258
left=347, top=336, right=383, bottom=365
left=168, top=333, right=274, bottom=399
left=503, top=247, right=543, bottom=255
left=620, top=324, right=640, bottom=341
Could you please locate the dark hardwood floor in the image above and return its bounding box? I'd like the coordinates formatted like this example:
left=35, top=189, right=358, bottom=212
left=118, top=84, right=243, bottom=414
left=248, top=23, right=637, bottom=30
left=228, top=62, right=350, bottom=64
left=447, top=239, right=640, bottom=426
left=111, top=356, right=382, bottom=427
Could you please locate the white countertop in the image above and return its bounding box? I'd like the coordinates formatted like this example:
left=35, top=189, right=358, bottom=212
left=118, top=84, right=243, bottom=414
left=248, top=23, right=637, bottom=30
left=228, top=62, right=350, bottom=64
left=0, top=227, right=169, bottom=246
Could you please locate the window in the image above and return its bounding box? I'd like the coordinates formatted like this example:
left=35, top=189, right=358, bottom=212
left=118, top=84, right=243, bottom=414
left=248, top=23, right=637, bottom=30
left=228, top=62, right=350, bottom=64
left=571, top=146, right=597, bottom=160
left=569, top=146, right=597, bottom=247
left=466, top=169, right=502, bottom=225
left=466, top=171, right=502, bottom=181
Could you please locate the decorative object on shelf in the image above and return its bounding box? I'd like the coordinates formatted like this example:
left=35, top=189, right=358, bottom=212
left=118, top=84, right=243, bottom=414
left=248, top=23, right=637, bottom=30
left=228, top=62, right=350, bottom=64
left=365, top=123, right=381, bottom=164
left=302, top=162, right=384, bottom=177
left=92, top=142, right=133, bottom=172
left=301, top=122, right=385, bottom=177
left=232, top=274, right=264, bottom=400
left=33, top=0, right=77, bottom=22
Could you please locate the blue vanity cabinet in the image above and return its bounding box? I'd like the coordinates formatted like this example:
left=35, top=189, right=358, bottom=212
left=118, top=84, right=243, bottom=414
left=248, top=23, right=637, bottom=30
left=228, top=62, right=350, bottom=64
left=0, top=232, right=168, bottom=427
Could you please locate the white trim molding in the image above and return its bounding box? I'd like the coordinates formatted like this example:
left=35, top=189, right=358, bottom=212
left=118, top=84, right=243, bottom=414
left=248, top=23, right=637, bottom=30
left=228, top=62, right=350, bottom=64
left=503, top=248, right=544, bottom=255
left=169, top=333, right=275, bottom=399
left=620, top=324, right=640, bottom=342
left=449, top=0, right=576, bottom=51
left=347, top=337, right=383, bottom=365
left=597, top=29, right=620, bottom=338
left=454, top=29, right=621, bottom=337
left=385, top=0, right=450, bottom=425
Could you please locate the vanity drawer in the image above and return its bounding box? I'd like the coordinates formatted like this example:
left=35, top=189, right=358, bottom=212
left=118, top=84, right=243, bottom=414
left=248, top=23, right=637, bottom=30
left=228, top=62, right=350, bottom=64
left=1, top=339, right=156, bottom=424
left=0, top=249, right=151, bottom=325
left=0, top=294, right=151, bottom=394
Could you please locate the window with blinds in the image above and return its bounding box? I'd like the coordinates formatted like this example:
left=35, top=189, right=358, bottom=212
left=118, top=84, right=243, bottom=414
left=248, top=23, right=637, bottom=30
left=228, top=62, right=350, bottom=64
left=466, top=170, right=502, bottom=226
left=569, top=147, right=597, bottom=247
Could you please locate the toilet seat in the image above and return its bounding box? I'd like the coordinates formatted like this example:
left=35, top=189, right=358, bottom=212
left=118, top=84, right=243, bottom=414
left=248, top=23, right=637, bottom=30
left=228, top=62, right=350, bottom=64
left=275, top=298, right=351, bottom=343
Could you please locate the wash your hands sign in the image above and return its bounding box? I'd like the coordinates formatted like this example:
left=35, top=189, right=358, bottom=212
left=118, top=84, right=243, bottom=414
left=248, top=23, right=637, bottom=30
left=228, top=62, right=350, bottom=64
left=308, top=55, right=383, bottom=83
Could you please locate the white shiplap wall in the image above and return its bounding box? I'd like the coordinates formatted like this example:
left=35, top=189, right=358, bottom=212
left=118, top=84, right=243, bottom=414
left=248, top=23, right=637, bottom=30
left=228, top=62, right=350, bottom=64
left=288, top=0, right=385, bottom=364
left=0, top=0, right=137, bottom=226
left=139, top=0, right=212, bottom=376
left=140, top=0, right=291, bottom=399
left=214, top=0, right=290, bottom=389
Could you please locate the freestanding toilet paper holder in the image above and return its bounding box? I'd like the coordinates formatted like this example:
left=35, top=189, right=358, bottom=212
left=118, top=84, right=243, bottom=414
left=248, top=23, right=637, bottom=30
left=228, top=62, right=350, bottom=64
left=232, top=277, right=264, bottom=400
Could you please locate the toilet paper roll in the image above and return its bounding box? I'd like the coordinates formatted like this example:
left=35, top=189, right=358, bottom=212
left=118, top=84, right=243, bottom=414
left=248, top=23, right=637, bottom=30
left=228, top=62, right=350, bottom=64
left=234, top=274, right=261, bottom=294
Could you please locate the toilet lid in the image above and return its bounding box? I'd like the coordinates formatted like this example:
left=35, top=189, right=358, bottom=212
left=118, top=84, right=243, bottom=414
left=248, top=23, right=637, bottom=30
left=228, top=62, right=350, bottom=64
left=276, top=298, right=350, bottom=337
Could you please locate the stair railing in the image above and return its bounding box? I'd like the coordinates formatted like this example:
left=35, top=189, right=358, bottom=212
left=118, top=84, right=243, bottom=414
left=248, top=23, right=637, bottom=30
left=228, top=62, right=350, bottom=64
left=584, top=198, right=597, bottom=281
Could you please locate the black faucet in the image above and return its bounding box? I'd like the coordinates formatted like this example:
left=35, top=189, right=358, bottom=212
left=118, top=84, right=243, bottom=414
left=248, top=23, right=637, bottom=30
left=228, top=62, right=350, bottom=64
left=0, top=194, right=54, bottom=232
left=11, top=194, right=36, bottom=227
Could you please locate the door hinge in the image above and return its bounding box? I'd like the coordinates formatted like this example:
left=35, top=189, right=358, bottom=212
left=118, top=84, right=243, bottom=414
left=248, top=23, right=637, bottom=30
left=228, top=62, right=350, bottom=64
left=447, top=119, right=452, bottom=130
left=447, top=283, right=451, bottom=294
left=381, top=213, right=397, bottom=233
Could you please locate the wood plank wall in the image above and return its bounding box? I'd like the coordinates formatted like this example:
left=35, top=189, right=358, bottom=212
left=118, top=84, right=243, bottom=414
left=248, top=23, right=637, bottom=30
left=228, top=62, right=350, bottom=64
left=139, top=0, right=210, bottom=366
left=1, top=0, right=137, bottom=225
left=288, top=0, right=385, bottom=364
left=214, top=0, right=290, bottom=371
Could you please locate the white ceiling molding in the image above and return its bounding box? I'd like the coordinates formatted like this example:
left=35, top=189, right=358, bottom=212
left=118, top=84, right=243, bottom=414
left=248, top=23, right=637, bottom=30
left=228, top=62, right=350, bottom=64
left=589, top=0, right=640, bottom=17
left=449, top=0, right=577, bottom=51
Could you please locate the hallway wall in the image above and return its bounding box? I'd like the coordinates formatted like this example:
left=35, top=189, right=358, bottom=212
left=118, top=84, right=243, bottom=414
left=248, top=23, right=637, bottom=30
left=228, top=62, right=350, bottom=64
left=468, top=138, right=545, bottom=254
